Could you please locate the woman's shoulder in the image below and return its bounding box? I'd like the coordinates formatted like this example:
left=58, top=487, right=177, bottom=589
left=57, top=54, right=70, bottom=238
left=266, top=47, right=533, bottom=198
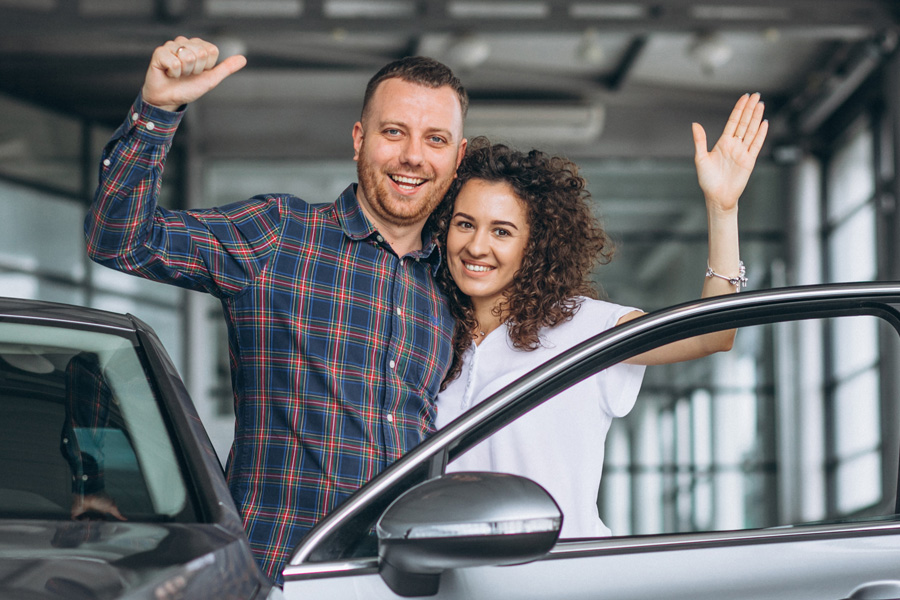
left=571, top=296, right=639, bottom=320
left=539, top=297, right=639, bottom=344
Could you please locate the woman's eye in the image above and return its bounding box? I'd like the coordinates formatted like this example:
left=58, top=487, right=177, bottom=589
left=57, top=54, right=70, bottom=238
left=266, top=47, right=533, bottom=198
left=494, top=228, right=510, bottom=237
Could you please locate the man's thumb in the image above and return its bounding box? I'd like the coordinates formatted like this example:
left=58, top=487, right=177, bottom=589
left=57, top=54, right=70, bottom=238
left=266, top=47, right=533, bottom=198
left=208, top=54, right=247, bottom=87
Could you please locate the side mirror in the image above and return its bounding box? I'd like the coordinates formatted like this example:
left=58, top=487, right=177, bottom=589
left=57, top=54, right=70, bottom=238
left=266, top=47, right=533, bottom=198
left=376, top=472, right=562, bottom=597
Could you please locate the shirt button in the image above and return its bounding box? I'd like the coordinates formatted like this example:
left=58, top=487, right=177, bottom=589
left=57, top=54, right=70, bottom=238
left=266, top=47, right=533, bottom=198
left=389, top=359, right=396, bottom=369
left=376, top=234, right=384, bottom=243
left=396, top=307, right=402, bottom=316
left=146, top=121, right=156, bottom=131
left=386, top=414, right=394, bottom=423
left=102, top=159, right=111, bottom=167
left=131, top=112, right=139, bottom=122
left=82, top=475, right=89, bottom=481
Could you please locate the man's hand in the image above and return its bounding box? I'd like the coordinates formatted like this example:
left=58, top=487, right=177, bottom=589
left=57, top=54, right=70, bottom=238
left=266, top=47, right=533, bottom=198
left=71, top=492, right=127, bottom=521
left=692, top=92, right=768, bottom=214
left=141, top=36, right=247, bottom=112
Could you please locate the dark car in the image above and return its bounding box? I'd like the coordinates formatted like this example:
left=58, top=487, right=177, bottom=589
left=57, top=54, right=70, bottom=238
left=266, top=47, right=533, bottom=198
left=0, top=297, right=275, bottom=599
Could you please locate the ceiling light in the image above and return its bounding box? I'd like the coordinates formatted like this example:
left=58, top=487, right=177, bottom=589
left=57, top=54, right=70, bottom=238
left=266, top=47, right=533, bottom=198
left=466, top=103, right=605, bottom=144
left=687, top=32, right=733, bottom=76
left=212, top=36, right=247, bottom=59
left=576, top=28, right=605, bottom=66
left=445, top=33, right=491, bottom=70
left=448, top=1, right=548, bottom=19
left=204, top=0, right=302, bottom=18
left=323, top=0, right=414, bottom=18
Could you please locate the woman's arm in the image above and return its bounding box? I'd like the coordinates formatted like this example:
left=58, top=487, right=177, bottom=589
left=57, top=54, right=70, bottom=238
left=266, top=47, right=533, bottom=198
left=625, top=92, right=768, bottom=366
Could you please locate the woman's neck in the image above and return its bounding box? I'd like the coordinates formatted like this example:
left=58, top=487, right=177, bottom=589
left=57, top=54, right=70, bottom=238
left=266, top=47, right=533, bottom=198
left=471, top=298, right=505, bottom=340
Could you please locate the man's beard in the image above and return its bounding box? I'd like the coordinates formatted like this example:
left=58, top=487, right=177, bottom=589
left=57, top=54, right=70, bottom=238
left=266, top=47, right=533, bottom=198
left=356, top=147, right=453, bottom=228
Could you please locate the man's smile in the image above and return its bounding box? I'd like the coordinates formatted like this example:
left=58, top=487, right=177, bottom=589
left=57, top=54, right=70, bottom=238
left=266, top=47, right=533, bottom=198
left=390, top=174, right=428, bottom=190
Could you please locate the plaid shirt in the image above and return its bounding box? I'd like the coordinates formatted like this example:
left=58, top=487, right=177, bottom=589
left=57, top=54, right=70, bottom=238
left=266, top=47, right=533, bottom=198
left=85, top=96, right=454, bottom=583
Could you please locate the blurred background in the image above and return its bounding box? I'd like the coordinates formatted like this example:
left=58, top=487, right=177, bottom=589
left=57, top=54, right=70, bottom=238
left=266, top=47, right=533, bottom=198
left=1, top=1, right=900, bottom=529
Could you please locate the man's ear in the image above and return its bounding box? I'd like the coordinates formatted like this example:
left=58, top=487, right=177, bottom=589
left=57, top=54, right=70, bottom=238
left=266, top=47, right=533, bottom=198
left=455, top=137, right=468, bottom=170
left=352, top=121, right=364, bottom=161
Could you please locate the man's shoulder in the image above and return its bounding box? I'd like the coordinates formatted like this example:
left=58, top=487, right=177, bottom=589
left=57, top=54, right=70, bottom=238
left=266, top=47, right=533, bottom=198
left=225, top=194, right=338, bottom=220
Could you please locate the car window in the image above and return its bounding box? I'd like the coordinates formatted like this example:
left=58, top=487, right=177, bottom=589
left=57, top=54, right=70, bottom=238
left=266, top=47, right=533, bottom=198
left=446, top=313, right=899, bottom=540
left=288, top=289, right=900, bottom=573
left=0, top=321, right=196, bottom=521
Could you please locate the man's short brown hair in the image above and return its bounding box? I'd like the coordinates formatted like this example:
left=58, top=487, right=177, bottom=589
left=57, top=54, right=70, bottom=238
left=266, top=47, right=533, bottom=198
left=361, top=56, right=469, bottom=121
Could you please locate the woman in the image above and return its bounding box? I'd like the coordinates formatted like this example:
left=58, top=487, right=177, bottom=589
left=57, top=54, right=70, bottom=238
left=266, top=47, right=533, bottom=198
left=433, top=93, right=767, bottom=538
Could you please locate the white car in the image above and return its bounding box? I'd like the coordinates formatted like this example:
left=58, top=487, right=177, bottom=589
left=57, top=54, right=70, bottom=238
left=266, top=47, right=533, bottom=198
left=282, top=282, right=900, bottom=600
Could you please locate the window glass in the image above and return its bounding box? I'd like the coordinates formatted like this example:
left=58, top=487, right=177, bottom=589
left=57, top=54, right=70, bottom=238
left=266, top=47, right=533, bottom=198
left=89, top=262, right=183, bottom=304
left=445, top=314, right=893, bottom=540
left=827, top=203, right=877, bottom=282
left=204, top=160, right=357, bottom=209
left=826, top=124, right=874, bottom=223
left=0, top=94, right=83, bottom=194
left=0, top=180, right=86, bottom=281
left=0, top=321, right=194, bottom=520
left=91, top=293, right=184, bottom=372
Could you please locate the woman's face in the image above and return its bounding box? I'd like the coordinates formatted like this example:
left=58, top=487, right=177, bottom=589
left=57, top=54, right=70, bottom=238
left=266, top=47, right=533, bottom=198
left=446, top=178, right=530, bottom=309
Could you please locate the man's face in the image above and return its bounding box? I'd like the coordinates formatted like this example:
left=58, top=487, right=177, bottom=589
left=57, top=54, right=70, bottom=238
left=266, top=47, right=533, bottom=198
left=352, top=78, right=467, bottom=231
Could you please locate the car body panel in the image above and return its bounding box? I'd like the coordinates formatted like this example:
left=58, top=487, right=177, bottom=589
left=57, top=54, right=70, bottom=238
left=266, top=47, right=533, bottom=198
left=286, top=530, right=900, bottom=600
left=0, top=297, right=272, bottom=600
left=0, top=520, right=263, bottom=599
left=283, top=282, right=900, bottom=598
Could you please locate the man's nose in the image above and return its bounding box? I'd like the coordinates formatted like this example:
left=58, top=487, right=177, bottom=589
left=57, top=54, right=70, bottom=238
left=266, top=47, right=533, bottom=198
left=400, top=136, right=424, bottom=166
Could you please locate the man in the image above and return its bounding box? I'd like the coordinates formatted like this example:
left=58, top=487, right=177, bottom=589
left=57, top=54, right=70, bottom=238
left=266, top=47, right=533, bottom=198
left=85, top=36, right=467, bottom=583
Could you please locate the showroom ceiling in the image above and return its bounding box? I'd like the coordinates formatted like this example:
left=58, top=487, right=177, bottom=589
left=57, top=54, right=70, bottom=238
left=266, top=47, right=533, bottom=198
left=1, top=0, right=898, bottom=160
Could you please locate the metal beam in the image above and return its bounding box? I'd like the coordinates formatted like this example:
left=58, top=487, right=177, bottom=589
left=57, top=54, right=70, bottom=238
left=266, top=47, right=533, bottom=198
left=1, top=0, right=896, bottom=36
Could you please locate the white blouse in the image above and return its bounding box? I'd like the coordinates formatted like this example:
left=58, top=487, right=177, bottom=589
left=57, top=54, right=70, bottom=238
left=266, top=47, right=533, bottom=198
left=435, top=298, right=646, bottom=538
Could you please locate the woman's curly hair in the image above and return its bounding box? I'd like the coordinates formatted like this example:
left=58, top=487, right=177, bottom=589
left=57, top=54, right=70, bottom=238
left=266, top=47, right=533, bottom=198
left=431, top=136, right=615, bottom=388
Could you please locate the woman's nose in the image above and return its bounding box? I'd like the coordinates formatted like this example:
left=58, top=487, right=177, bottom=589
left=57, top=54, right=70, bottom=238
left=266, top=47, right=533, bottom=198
left=466, top=229, right=490, bottom=256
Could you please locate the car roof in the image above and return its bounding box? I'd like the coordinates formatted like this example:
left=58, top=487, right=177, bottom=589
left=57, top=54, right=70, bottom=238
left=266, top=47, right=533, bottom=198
left=0, top=296, right=138, bottom=332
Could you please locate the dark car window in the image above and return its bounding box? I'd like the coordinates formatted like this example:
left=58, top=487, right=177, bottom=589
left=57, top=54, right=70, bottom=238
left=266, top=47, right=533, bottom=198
left=0, top=321, right=196, bottom=521
left=446, top=313, right=899, bottom=540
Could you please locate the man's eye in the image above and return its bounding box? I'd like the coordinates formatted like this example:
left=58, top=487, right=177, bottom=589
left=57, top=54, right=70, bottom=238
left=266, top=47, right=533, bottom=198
left=429, top=136, right=447, bottom=144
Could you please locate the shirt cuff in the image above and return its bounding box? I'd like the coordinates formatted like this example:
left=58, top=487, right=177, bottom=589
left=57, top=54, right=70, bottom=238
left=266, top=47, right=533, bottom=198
left=117, top=93, right=185, bottom=145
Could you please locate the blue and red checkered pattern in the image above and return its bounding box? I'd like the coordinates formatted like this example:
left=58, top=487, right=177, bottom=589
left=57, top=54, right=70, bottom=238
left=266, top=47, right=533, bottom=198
left=85, top=96, right=454, bottom=583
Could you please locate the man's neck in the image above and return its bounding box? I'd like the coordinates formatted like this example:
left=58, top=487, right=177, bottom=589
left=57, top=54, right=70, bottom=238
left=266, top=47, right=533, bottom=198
left=376, top=223, right=424, bottom=257
left=355, top=193, right=426, bottom=257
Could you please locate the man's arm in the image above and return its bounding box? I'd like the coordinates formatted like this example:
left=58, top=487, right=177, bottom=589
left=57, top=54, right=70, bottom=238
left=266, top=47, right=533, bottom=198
left=84, top=37, right=280, bottom=297
left=60, top=353, right=126, bottom=521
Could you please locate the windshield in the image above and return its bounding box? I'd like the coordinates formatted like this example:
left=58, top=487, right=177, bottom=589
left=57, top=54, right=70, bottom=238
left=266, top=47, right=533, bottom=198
left=0, top=321, right=194, bottom=521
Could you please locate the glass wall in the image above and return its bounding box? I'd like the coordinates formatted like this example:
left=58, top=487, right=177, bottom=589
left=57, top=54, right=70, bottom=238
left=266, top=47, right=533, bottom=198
left=825, top=119, right=883, bottom=516
left=0, top=93, right=185, bottom=373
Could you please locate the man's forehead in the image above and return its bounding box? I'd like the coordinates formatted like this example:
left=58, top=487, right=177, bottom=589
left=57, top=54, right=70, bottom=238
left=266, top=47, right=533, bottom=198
left=369, top=78, right=464, bottom=116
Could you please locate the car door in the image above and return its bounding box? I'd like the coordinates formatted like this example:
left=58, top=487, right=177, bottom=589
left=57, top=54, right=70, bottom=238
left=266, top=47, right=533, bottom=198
left=281, top=282, right=900, bottom=600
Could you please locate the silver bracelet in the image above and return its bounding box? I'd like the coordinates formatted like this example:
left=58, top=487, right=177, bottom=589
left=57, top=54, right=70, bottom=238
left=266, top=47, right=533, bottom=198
left=706, top=260, right=747, bottom=290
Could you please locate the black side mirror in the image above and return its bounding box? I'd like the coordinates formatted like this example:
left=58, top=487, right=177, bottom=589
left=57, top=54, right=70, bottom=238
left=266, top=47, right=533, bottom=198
left=376, top=472, right=562, bottom=597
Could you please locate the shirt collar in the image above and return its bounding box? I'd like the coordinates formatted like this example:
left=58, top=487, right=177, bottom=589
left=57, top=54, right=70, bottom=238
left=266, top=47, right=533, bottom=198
left=334, top=184, right=444, bottom=275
